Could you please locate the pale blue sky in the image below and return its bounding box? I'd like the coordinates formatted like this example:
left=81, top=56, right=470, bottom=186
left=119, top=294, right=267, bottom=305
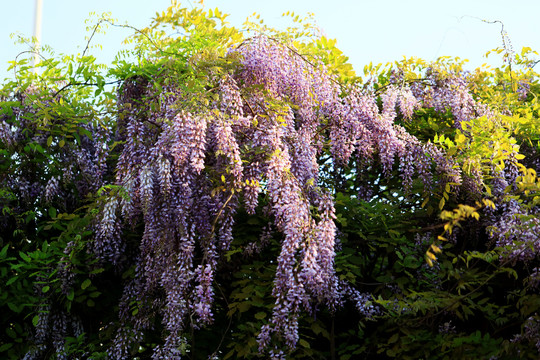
left=1, top=0, right=539, bottom=81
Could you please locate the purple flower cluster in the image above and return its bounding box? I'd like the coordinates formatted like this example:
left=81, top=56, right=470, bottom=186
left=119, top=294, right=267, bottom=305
left=484, top=161, right=540, bottom=265
left=529, top=267, right=540, bottom=289
left=102, top=36, right=503, bottom=357
left=339, top=281, right=380, bottom=319
left=511, top=315, right=540, bottom=353
left=192, top=264, right=215, bottom=325
left=93, top=198, right=123, bottom=262
left=412, top=69, right=494, bottom=127
left=487, top=197, right=540, bottom=263
left=0, top=117, right=13, bottom=146
left=24, top=305, right=85, bottom=360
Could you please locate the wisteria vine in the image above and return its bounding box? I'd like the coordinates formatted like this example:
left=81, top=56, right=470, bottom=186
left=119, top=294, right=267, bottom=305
left=87, top=35, right=513, bottom=358
left=3, top=16, right=539, bottom=357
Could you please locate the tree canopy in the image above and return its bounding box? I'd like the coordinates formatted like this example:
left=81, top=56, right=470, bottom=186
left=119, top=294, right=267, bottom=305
left=1, top=2, right=539, bottom=359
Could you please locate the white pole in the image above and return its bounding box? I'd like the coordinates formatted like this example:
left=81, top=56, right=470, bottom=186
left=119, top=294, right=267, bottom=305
left=33, top=0, right=43, bottom=70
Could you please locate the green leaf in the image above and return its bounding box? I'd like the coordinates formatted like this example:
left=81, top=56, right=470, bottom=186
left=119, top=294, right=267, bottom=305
left=89, top=268, right=105, bottom=275
left=42, top=285, right=50, bottom=293
left=19, top=251, right=31, bottom=262
left=0, top=342, right=13, bottom=352
left=403, top=255, right=419, bottom=269
left=386, top=349, right=396, bottom=357
left=81, top=279, right=91, bottom=290
left=48, top=207, right=57, bottom=218
left=0, top=244, right=9, bottom=259
left=299, top=339, right=310, bottom=348
left=254, top=312, right=266, bottom=320
left=73, top=132, right=81, bottom=145
left=34, top=144, right=45, bottom=154
left=32, top=315, right=39, bottom=327
left=237, top=302, right=250, bottom=313
left=7, top=303, right=21, bottom=313
left=67, top=290, right=74, bottom=301
left=5, top=328, right=16, bottom=339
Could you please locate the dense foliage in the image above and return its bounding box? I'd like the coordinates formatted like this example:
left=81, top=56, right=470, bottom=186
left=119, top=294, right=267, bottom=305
left=1, top=2, right=539, bottom=359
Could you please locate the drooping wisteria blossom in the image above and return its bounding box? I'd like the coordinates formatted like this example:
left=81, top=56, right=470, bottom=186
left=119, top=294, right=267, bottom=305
left=91, top=35, right=487, bottom=358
